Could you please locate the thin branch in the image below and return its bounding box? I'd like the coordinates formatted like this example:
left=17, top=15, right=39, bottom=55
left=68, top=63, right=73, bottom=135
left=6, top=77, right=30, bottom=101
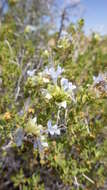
left=5, top=40, right=13, bottom=56
left=15, top=62, right=31, bottom=101
left=82, top=173, right=95, bottom=184
left=57, top=8, right=66, bottom=41
left=74, top=176, right=80, bottom=188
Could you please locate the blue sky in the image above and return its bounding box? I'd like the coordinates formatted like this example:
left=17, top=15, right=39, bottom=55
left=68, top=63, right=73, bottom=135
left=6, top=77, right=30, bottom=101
left=56, top=0, right=107, bottom=35
left=82, top=0, right=107, bottom=35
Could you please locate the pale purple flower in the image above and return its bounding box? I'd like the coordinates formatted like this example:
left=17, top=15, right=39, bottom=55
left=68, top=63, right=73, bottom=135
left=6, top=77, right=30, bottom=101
left=68, top=82, right=76, bottom=91
left=93, top=73, right=107, bottom=93
left=93, top=74, right=104, bottom=85
left=43, top=67, right=50, bottom=75
left=34, top=136, right=48, bottom=151
left=34, top=138, right=42, bottom=152
left=27, top=69, right=36, bottom=77
left=61, top=78, right=69, bottom=91
left=61, top=78, right=76, bottom=92
left=47, top=120, right=60, bottom=136
left=14, top=128, right=24, bottom=147
left=18, top=110, right=24, bottom=116
left=43, top=65, right=64, bottom=84
left=61, top=78, right=76, bottom=102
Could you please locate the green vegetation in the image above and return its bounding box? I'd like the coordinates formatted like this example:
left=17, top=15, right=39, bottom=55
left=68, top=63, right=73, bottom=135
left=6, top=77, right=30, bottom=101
left=0, top=1, right=107, bottom=190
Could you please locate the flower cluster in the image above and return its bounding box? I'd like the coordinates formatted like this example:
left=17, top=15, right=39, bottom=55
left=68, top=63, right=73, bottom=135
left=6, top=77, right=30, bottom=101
left=47, top=120, right=60, bottom=136
left=27, top=69, right=36, bottom=77
left=43, top=65, right=64, bottom=84
left=93, top=73, right=107, bottom=93
left=93, top=73, right=105, bottom=85
left=61, top=78, right=76, bottom=101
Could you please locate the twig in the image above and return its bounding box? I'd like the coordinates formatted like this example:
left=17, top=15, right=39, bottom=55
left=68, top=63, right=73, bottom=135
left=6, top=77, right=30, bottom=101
left=14, top=48, right=31, bottom=101
left=82, top=173, right=95, bottom=184
left=65, top=108, right=68, bottom=125
left=0, top=181, right=11, bottom=190
left=2, top=141, right=13, bottom=150
left=15, top=62, right=31, bottom=101
left=74, top=176, right=80, bottom=188
left=57, top=110, right=60, bottom=125
left=5, top=40, right=13, bottom=56
left=57, top=8, right=66, bottom=41
left=84, top=118, right=90, bottom=134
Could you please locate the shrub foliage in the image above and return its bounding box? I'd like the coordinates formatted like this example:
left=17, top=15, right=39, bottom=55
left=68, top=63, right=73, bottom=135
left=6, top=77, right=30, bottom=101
left=0, top=15, right=107, bottom=190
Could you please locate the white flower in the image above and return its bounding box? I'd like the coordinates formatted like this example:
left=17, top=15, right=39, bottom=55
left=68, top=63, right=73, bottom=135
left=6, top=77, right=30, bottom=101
left=40, top=136, right=48, bottom=147
left=58, top=101, right=67, bottom=109
left=47, top=120, right=60, bottom=136
left=41, top=89, right=52, bottom=100
left=43, top=77, right=50, bottom=83
left=28, top=115, right=37, bottom=129
left=41, top=141, right=48, bottom=147
left=27, top=69, right=36, bottom=77
left=45, top=93, right=52, bottom=100
left=43, top=65, right=64, bottom=84
left=32, top=116, right=37, bottom=124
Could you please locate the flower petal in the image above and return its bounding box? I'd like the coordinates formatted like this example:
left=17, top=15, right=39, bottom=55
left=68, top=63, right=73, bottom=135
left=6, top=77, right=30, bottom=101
left=55, top=129, right=60, bottom=135
left=61, top=78, right=69, bottom=91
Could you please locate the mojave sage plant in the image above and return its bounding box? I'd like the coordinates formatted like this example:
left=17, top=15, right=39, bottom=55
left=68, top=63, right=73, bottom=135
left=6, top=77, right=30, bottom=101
left=0, top=18, right=107, bottom=190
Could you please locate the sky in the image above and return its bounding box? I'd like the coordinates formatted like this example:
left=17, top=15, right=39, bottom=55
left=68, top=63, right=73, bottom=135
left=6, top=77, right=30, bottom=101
left=82, top=0, right=107, bottom=35
left=56, top=0, right=107, bottom=35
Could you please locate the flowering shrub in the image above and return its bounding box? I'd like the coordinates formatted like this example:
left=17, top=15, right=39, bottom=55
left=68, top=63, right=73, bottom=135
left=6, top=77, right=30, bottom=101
left=0, top=18, right=107, bottom=190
